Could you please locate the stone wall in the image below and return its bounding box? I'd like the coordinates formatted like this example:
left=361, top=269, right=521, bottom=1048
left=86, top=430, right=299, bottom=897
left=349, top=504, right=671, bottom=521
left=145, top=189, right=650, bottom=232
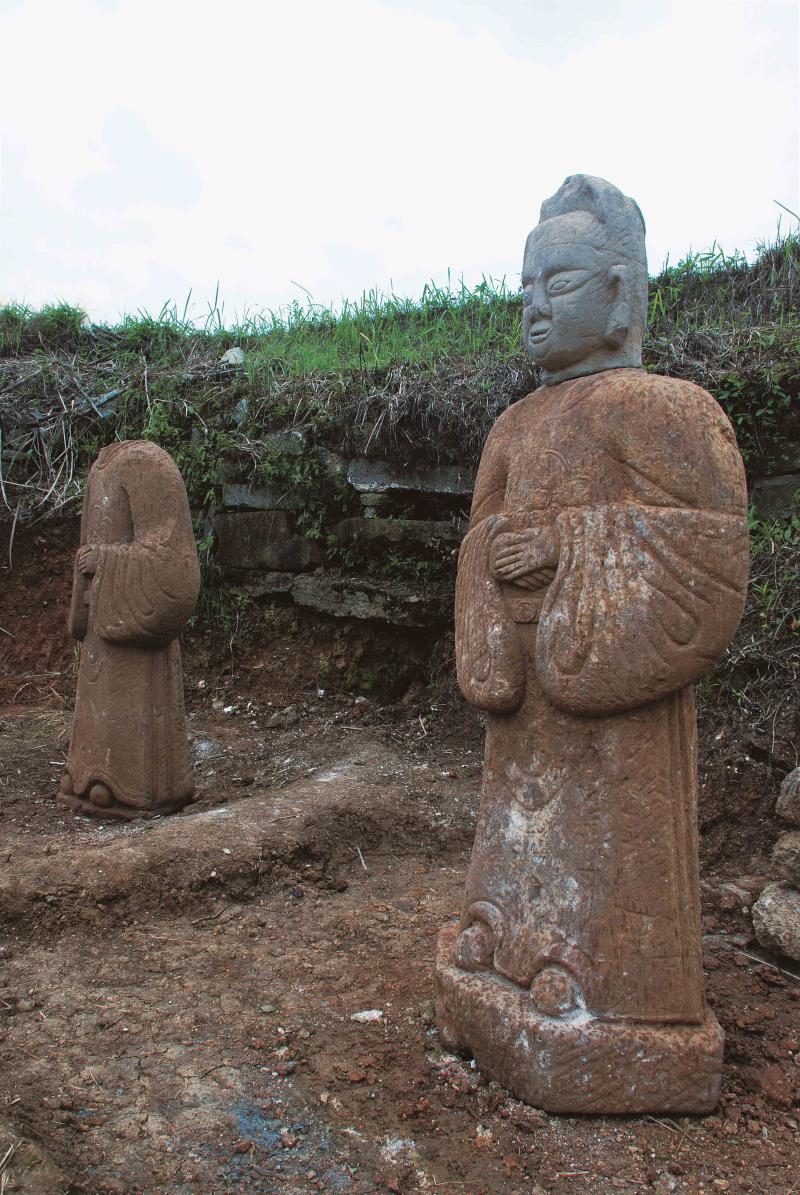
left=751, top=465, right=800, bottom=522
left=212, top=443, right=800, bottom=626
left=209, top=434, right=800, bottom=627
left=5, top=405, right=796, bottom=629
left=210, top=458, right=474, bottom=626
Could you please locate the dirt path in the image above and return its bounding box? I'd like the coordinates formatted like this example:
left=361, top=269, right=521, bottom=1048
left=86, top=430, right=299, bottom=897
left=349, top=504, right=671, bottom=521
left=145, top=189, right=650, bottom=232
left=1, top=703, right=799, bottom=1194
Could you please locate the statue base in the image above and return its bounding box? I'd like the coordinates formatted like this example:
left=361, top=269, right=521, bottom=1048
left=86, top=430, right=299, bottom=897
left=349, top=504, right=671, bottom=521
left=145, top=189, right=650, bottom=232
left=435, top=923, right=723, bottom=1115
left=55, top=792, right=191, bottom=821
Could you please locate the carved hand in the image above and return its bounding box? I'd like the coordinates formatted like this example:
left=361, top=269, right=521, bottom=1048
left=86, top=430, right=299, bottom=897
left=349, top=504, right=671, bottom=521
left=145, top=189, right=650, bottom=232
left=77, top=544, right=100, bottom=576
left=490, top=527, right=559, bottom=584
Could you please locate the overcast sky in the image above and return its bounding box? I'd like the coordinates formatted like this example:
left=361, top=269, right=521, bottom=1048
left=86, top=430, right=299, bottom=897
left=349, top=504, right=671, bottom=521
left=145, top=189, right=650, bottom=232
left=1, top=0, right=798, bottom=325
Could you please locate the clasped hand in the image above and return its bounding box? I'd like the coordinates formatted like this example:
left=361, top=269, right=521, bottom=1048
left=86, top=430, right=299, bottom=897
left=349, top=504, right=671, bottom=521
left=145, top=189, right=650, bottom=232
left=489, top=526, right=559, bottom=588
left=77, top=544, right=100, bottom=576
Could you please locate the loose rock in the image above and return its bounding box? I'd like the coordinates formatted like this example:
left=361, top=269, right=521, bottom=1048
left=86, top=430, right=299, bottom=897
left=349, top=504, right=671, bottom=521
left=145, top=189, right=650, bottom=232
left=776, top=767, right=800, bottom=825
left=752, top=881, right=800, bottom=961
left=772, top=831, right=800, bottom=887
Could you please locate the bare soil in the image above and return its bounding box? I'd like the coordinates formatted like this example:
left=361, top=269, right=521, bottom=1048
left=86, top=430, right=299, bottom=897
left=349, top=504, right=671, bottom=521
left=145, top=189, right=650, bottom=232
left=0, top=521, right=798, bottom=1194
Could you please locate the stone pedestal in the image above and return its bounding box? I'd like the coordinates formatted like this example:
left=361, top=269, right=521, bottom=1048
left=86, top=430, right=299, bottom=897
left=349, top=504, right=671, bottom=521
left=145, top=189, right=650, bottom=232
left=436, top=923, right=724, bottom=1115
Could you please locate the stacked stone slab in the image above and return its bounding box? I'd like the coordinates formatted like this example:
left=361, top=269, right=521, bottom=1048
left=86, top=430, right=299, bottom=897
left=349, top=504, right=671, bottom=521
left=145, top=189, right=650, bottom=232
left=753, top=769, right=800, bottom=961
left=212, top=461, right=473, bottom=626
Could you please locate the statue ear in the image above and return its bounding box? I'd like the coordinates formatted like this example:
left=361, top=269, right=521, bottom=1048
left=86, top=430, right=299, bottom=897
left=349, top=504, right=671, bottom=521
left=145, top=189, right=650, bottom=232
left=603, top=264, right=629, bottom=349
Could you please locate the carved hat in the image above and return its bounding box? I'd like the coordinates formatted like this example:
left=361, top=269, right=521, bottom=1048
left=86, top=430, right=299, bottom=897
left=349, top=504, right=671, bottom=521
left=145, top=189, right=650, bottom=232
left=538, top=174, right=647, bottom=270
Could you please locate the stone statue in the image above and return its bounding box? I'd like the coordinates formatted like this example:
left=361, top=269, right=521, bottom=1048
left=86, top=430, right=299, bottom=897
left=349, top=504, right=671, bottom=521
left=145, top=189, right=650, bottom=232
left=436, top=176, right=749, bottom=1114
left=57, top=441, right=200, bottom=819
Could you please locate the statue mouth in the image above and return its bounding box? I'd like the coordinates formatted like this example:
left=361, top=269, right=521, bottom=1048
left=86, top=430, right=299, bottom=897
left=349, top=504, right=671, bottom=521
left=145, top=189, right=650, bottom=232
left=528, top=324, right=550, bottom=344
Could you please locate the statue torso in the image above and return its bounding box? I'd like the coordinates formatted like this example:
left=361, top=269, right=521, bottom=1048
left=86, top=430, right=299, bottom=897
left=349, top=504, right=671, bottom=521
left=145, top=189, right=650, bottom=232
left=84, top=445, right=136, bottom=545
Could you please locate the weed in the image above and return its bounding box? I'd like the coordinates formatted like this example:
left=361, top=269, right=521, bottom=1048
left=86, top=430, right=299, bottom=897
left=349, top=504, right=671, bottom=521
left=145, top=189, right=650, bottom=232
left=2, top=229, right=799, bottom=658
left=700, top=508, right=800, bottom=739
left=0, top=302, right=86, bottom=355
left=189, top=528, right=251, bottom=650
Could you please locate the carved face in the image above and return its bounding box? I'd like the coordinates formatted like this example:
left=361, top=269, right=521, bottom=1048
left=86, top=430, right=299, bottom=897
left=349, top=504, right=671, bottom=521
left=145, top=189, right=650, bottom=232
left=522, top=212, right=623, bottom=376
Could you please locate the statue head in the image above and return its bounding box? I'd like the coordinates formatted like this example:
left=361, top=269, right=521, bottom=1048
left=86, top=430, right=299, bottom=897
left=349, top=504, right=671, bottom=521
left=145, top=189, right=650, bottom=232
left=522, top=175, right=648, bottom=385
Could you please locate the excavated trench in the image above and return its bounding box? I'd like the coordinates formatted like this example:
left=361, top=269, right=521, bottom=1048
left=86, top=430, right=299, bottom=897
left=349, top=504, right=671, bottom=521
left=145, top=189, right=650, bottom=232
left=0, top=522, right=798, bottom=1193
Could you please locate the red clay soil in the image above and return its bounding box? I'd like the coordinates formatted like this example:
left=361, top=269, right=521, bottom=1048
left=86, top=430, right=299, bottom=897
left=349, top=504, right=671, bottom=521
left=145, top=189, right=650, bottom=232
left=0, top=520, right=798, bottom=1193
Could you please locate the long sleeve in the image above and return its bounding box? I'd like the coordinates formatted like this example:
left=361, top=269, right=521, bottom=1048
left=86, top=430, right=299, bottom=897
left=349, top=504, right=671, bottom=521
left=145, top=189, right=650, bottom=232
left=537, top=379, right=748, bottom=716
left=468, top=411, right=511, bottom=528
left=536, top=503, right=748, bottom=715
left=90, top=444, right=200, bottom=645
left=455, top=408, right=525, bottom=713
left=67, top=476, right=93, bottom=641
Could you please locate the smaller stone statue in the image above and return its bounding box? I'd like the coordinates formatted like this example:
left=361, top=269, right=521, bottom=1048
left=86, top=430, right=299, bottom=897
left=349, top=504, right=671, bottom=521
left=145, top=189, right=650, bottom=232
left=57, top=441, right=200, bottom=819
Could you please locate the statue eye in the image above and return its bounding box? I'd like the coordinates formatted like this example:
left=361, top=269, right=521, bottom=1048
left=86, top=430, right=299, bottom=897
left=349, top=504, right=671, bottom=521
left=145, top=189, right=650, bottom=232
left=546, top=269, right=593, bottom=296
left=547, top=274, right=577, bottom=294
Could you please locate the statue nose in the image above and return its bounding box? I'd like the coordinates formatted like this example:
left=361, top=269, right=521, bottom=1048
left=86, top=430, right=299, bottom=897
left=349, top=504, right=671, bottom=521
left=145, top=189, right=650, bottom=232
left=531, top=285, right=550, bottom=319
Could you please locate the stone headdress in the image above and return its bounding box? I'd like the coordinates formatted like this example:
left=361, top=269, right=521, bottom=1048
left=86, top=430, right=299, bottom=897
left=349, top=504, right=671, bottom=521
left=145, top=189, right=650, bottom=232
left=537, top=174, right=649, bottom=351
left=539, top=174, right=647, bottom=266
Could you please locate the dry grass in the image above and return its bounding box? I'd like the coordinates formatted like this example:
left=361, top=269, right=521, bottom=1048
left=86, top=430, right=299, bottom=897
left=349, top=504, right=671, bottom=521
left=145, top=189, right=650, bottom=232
left=2, top=232, right=799, bottom=519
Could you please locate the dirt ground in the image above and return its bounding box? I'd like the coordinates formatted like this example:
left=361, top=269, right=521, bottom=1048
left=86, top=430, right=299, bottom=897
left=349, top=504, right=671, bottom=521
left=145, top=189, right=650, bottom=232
left=0, top=521, right=799, bottom=1194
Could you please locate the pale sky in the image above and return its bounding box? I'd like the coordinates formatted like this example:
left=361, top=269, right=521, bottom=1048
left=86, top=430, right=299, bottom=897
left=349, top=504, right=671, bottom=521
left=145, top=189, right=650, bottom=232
left=1, top=0, right=798, bottom=325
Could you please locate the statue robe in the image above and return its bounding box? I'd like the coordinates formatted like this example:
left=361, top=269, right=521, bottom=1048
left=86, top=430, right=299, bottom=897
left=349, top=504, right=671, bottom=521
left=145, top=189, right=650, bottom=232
left=66, top=441, right=200, bottom=813
left=455, top=368, right=748, bottom=1023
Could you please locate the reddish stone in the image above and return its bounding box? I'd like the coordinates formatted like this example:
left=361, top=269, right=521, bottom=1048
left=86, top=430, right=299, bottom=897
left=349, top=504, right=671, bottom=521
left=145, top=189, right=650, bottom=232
left=436, top=175, right=748, bottom=1115
left=58, top=442, right=200, bottom=819
left=750, top=1064, right=796, bottom=1108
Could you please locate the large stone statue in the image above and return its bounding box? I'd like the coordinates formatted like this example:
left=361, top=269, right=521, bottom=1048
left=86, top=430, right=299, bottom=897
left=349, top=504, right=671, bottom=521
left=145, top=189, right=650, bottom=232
left=57, top=441, right=200, bottom=819
left=436, top=176, right=749, bottom=1114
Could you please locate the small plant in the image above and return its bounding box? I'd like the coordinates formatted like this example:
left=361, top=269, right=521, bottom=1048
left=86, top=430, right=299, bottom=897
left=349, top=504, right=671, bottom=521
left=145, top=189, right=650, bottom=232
left=188, top=528, right=251, bottom=649
left=0, top=301, right=86, bottom=355
left=140, top=400, right=236, bottom=508
left=1, top=223, right=799, bottom=552
left=257, top=446, right=353, bottom=542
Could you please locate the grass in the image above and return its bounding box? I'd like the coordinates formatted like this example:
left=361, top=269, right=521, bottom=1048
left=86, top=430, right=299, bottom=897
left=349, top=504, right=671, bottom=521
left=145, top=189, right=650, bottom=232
left=696, top=509, right=800, bottom=751
left=0, top=275, right=523, bottom=374
left=1, top=251, right=797, bottom=727
left=1, top=228, right=799, bottom=520
left=4, top=229, right=799, bottom=374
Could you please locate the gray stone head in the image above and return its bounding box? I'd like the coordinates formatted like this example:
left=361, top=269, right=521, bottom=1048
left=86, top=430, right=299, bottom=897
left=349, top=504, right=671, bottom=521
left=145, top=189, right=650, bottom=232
left=522, top=175, right=648, bottom=386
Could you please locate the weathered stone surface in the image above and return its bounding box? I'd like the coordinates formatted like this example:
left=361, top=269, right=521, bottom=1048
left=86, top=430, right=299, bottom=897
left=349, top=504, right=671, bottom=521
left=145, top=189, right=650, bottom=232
left=291, top=570, right=449, bottom=626
left=776, top=767, right=800, bottom=824
left=437, top=926, right=724, bottom=1115
left=318, top=448, right=347, bottom=478
left=231, top=397, right=248, bottom=426
left=359, top=492, right=385, bottom=518
left=347, top=459, right=475, bottom=495
left=752, top=881, right=800, bottom=961
left=333, top=517, right=465, bottom=548
left=214, top=511, right=323, bottom=571
left=702, top=875, right=769, bottom=911
left=59, top=442, right=200, bottom=820
left=230, top=570, right=295, bottom=597
left=751, top=473, right=800, bottom=522
left=266, top=704, right=300, bottom=729
left=266, top=429, right=306, bottom=456
left=221, top=482, right=299, bottom=511
left=772, top=831, right=800, bottom=887
left=436, top=175, right=749, bottom=1114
